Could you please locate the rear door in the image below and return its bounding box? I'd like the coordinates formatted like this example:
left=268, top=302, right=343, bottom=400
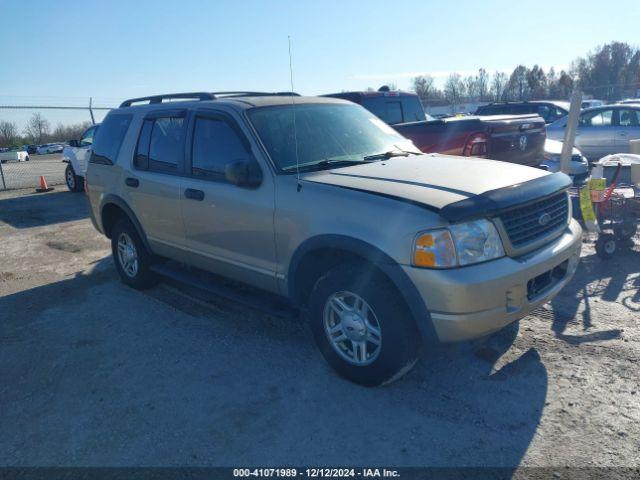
left=613, top=108, right=640, bottom=153
left=180, top=108, right=277, bottom=292
left=575, top=108, right=615, bottom=161
left=125, top=109, right=187, bottom=260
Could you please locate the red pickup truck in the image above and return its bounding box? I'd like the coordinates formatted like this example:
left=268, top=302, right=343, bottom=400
left=323, top=88, right=546, bottom=167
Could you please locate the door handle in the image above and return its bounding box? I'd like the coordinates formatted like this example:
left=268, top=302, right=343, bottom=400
left=619, top=131, right=628, bottom=137
left=125, top=177, right=139, bottom=188
left=184, top=188, right=205, bottom=201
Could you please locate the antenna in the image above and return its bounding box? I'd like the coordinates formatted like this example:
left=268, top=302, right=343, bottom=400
left=288, top=35, right=301, bottom=192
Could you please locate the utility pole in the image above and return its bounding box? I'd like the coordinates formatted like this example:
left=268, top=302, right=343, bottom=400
left=0, top=160, right=6, bottom=190
left=89, top=97, right=96, bottom=125
left=560, top=90, right=583, bottom=174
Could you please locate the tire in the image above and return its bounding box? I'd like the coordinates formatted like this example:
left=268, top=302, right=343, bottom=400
left=65, top=164, right=83, bottom=192
left=111, top=218, right=158, bottom=289
left=308, top=263, right=421, bottom=386
left=614, top=221, right=637, bottom=240
left=595, top=234, right=617, bottom=260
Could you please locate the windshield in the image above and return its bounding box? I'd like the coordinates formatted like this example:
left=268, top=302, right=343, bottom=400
left=248, top=103, right=419, bottom=171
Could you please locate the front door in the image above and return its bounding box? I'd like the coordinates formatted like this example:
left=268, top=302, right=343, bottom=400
left=180, top=109, right=277, bottom=292
left=613, top=108, right=640, bottom=153
left=75, top=125, right=98, bottom=175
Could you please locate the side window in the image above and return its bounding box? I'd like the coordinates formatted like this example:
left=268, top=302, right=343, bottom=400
left=580, top=109, right=613, bottom=127
left=618, top=109, right=640, bottom=127
left=401, top=98, right=426, bottom=122
left=361, top=97, right=387, bottom=121
left=90, top=114, right=132, bottom=165
left=135, top=115, right=185, bottom=173
left=513, top=105, right=534, bottom=115
left=550, top=107, right=567, bottom=123
left=385, top=101, right=403, bottom=124
left=134, top=120, right=153, bottom=170
left=191, top=116, right=251, bottom=180
left=537, top=105, right=551, bottom=122
left=80, top=126, right=96, bottom=147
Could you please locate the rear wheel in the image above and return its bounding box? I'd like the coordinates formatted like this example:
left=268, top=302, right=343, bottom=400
left=65, top=164, right=83, bottom=192
left=308, top=263, right=421, bottom=386
left=111, top=218, right=157, bottom=289
left=595, top=234, right=617, bottom=260
left=614, top=221, right=637, bottom=240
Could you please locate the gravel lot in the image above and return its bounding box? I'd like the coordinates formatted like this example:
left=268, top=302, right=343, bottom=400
left=0, top=154, right=66, bottom=190
left=0, top=188, right=638, bottom=471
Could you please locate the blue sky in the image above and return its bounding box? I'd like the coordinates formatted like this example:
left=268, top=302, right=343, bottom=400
left=1, top=0, right=638, bottom=127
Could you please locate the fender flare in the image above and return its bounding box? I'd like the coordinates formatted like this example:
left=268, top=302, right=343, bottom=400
left=288, top=234, right=438, bottom=343
left=100, top=194, right=152, bottom=253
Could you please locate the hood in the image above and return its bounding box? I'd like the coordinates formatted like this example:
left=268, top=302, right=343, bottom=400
left=544, top=138, right=581, bottom=156
left=303, top=154, right=562, bottom=217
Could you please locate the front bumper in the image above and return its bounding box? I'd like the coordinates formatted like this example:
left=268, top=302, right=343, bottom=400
left=402, top=219, right=582, bottom=342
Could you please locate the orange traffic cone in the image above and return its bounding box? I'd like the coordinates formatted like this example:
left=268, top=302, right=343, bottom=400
left=35, top=175, right=54, bottom=193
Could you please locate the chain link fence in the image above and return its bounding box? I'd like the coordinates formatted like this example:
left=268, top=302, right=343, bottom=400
left=0, top=97, right=114, bottom=191
left=0, top=153, right=66, bottom=190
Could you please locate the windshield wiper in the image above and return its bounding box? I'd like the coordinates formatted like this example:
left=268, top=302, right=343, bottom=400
left=283, top=158, right=367, bottom=172
left=392, top=144, right=422, bottom=156
left=362, top=150, right=410, bottom=161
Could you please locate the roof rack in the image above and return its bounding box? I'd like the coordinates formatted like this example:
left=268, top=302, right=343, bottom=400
left=119, top=92, right=214, bottom=108
left=211, top=91, right=300, bottom=98
left=119, top=91, right=300, bottom=108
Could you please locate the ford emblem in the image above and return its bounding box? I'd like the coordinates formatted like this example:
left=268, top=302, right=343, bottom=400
left=538, top=212, right=552, bottom=227
left=519, top=135, right=528, bottom=151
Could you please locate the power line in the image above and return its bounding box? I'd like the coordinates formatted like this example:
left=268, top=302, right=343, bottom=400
left=0, top=105, right=112, bottom=111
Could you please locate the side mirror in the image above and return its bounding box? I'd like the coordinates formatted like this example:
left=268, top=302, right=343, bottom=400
left=225, top=160, right=262, bottom=188
left=68, top=139, right=79, bottom=147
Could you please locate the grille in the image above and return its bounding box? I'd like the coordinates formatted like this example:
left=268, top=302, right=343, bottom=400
left=498, top=192, right=569, bottom=248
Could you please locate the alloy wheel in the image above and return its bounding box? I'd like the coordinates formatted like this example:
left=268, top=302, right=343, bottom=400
left=117, top=232, right=139, bottom=278
left=323, top=291, right=382, bottom=366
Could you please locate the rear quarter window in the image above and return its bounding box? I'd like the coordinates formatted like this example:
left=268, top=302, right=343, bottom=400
left=361, top=97, right=406, bottom=124
left=401, top=97, right=426, bottom=122
left=90, top=114, right=133, bottom=165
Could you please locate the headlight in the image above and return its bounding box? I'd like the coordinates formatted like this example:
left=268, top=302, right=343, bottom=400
left=413, top=219, right=505, bottom=268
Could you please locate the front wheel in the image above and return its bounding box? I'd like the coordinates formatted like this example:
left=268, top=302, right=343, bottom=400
left=309, top=264, right=421, bottom=386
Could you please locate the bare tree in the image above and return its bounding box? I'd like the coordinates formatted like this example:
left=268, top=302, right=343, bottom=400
left=463, top=75, right=477, bottom=102
left=0, top=120, right=18, bottom=147
left=412, top=75, right=436, bottom=104
left=476, top=68, right=489, bottom=101
left=444, top=73, right=463, bottom=108
left=52, top=121, right=92, bottom=143
left=491, top=71, right=508, bottom=101
left=23, top=113, right=50, bottom=144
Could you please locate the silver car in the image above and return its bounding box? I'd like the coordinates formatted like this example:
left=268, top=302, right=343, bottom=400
left=547, top=104, right=640, bottom=162
left=86, top=92, right=582, bottom=386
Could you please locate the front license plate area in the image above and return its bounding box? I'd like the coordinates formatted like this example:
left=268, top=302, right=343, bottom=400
left=527, top=260, right=569, bottom=300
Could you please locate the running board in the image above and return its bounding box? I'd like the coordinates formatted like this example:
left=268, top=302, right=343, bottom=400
left=150, top=262, right=299, bottom=320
